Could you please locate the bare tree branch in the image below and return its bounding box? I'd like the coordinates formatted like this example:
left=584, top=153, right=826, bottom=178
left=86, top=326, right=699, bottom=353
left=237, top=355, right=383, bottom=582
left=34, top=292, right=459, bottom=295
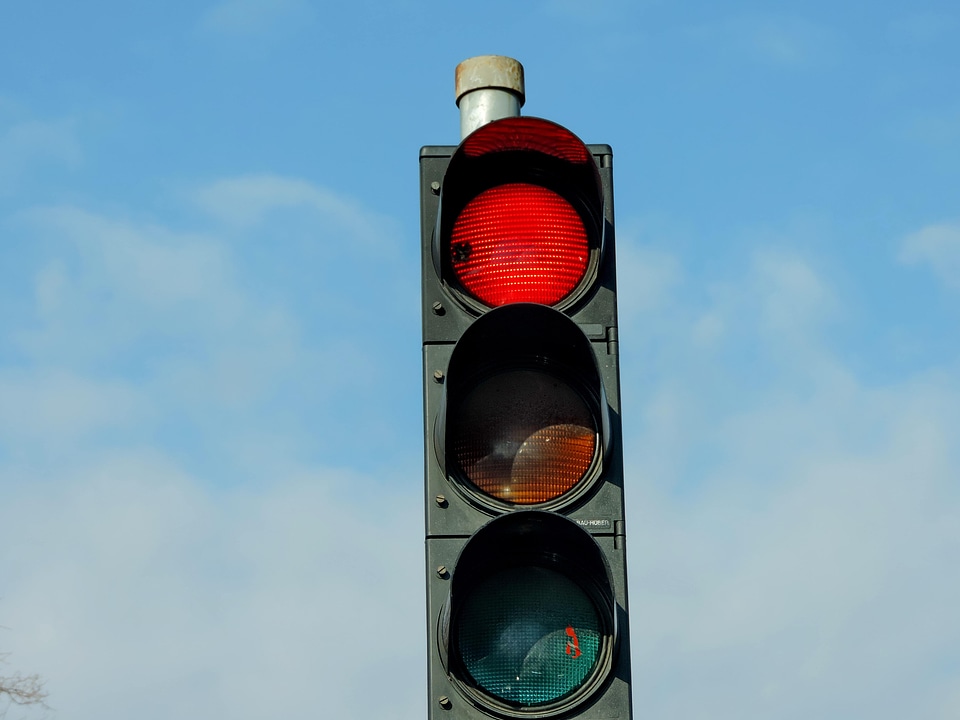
left=0, top=651, right=49, bottom=718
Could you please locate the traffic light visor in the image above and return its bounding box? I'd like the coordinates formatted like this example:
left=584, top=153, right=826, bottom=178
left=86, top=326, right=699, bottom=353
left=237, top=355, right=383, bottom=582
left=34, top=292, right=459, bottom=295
left=436, top=304, right=610, bottom=513
left=438, top=117, right=603, bottom=312
left=443, top=512, right=617, bottom=717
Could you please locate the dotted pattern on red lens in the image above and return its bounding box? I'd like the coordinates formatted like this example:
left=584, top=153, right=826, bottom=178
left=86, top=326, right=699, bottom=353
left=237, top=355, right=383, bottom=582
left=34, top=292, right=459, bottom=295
left=451, top=370, right=598, bottom=505
left=449, top=183, right=589, bottom=307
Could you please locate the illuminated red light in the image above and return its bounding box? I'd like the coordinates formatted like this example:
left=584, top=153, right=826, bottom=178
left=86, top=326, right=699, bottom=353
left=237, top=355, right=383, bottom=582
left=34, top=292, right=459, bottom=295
left=449, top=183, right=589, bottom=307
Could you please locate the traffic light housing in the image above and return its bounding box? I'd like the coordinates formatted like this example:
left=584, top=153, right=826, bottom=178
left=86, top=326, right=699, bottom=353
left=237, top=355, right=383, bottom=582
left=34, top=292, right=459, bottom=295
left=422, top=116, right=632, bottom=719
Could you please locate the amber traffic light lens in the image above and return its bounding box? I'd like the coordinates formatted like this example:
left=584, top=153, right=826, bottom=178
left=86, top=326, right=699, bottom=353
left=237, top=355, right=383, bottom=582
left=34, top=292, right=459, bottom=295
left=449, top=183, right=589, bottom=307
left=450, top=369, right=597, bottom=505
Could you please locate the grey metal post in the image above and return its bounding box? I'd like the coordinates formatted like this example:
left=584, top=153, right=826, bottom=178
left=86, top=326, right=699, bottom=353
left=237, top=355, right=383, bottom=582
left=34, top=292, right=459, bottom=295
left=455, top=55, right=525, bottom=140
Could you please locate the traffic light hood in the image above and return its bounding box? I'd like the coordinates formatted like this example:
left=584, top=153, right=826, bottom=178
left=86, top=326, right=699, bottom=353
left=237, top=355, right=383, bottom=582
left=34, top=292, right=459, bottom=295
left=433, top=117, right=606, bottom=313
left=434, top=303, right=613, bottom=513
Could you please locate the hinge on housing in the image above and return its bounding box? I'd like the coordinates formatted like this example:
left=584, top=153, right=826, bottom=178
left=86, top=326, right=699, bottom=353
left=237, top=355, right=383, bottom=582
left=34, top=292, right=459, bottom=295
left=606, top=326, right=619, bottom=356
left=614, top=519, right=626, bottom=549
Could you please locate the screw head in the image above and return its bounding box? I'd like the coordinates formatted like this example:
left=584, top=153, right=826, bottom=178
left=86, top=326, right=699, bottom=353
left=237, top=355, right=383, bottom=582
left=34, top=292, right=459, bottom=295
left=433, top=369, right=444, bottom=383
left=435, top=494, right=447, bottom=507
left=436, top=565, right=448, bottom=578
left=432, top=301, right=445, bottom=316
left=431, top=181, right=441, bottom=195
left=438, top=695, right=452, bottom=709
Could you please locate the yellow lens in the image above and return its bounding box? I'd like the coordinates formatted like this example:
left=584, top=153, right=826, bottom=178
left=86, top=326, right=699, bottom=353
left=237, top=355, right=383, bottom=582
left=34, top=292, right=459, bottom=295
left=450, top=370, right=597, bottom=505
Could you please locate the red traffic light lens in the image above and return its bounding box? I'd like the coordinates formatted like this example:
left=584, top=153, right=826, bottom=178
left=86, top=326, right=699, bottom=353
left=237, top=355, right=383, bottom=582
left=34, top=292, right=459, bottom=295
left=450, top=369, right=598, bottom=505
left=449, top=183, right=589, bottom=307
left=438, top=116, right=603, bottom=311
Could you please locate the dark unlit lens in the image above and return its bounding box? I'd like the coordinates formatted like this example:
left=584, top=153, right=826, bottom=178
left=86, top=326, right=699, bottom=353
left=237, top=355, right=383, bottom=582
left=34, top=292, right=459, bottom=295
left=455, top=566, right=602, bottom=707
left=450, top=370, right=597, bottom=505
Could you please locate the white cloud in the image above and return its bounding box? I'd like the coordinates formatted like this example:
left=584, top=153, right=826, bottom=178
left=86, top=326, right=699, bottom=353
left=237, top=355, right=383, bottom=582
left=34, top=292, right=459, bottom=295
left=887, top=12, right=957, bottom=44
left=0, top=452, right=424, bottom=720
left=0, top=117, right=81, bottom=193
left=617, top=231, right=960, bottom=718
left=686, top=15, right=838, bottom=68
left=540, top=0, right=632, bottom=22
left=907, top=107, right=960, bottom=148
left=749, top=17, right=831, bottom=66
left=6, top=171, right=957, bottom=720
left=6, top=174, right=417, bottom=473
left=616, top=219, right=838, bottom=365
left=198, top=0, right=314, bottom=35
left=1, top=178, right=424, bottom=719
left=194, top=174, right=404, bottom=259
left=692, top=310, right=725, bottom=346
left=10, top=205, right=253, bottom=374
left=0, top=368, right=144, bottom=445
left=32, top=206, right=238, bottom=310
left=616, top=241, right=682, bottom=319
left=752, top=249, right=834, bottom=345
left=629, top=370, right=960, bottom=718
left=899, top=222, right=960, bottom=290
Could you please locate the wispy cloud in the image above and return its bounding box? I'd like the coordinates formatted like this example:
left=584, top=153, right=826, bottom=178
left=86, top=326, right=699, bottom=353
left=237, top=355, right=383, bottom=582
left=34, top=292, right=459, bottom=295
left=0, top=368, right=144, bottom=445
left=616, top=241, right=682, bottom=318
left=540, top=0, right=632, bottom=23
left=6, top=174, right=417, bottom=472
left=1, top=177, right=423, bottom=719
left=752, top=249, right=834, bottom=340
left=900, top=221, right=960, bottom=291
left=10, top=205, right=247, bottom=367
left=905, top=106, right=960, bottom=149
left=632, top=384, right=960, bottom=716
left=0, top=453, right=424, bottom=720
left=686, top=15, right=838, bottom=68
left=618, top=230, right=960, bottom=718
left=0, top=117, right=81, bottom=194
left=887, top=12, right=958, bottom=45
left=198, top=0, right=314, bottom=36
left=194, top=174, right=402, bottom=257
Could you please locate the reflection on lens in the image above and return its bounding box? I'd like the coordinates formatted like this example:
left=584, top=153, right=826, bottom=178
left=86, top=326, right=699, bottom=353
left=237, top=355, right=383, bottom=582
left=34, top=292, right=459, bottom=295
left=455, top=566, right=602, bottom=707
left=450, top=370, right=597, bottom=505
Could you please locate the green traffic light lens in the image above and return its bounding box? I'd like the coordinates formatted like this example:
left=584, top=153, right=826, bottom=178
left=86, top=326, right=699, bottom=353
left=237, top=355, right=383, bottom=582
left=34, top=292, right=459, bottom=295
left=454, top=566, right=603, bottom=708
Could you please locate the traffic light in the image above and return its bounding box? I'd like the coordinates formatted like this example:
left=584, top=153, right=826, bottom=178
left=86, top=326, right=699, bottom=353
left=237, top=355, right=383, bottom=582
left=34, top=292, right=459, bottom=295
left=421, top=108, right=632, bottom=719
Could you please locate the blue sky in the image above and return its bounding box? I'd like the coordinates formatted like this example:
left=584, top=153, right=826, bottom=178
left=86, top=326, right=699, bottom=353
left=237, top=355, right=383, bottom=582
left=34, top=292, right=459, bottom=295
left=1, top=1, right=958, bottom=718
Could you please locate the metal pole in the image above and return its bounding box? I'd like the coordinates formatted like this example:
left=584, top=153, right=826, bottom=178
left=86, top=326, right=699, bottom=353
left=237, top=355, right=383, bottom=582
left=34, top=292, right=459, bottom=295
left=455, top=55, right=525, bottom=140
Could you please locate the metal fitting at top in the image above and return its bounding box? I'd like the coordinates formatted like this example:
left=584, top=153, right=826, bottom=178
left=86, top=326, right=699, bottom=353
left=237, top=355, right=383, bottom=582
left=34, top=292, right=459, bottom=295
left=455, top=55, right=525, bottom=140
